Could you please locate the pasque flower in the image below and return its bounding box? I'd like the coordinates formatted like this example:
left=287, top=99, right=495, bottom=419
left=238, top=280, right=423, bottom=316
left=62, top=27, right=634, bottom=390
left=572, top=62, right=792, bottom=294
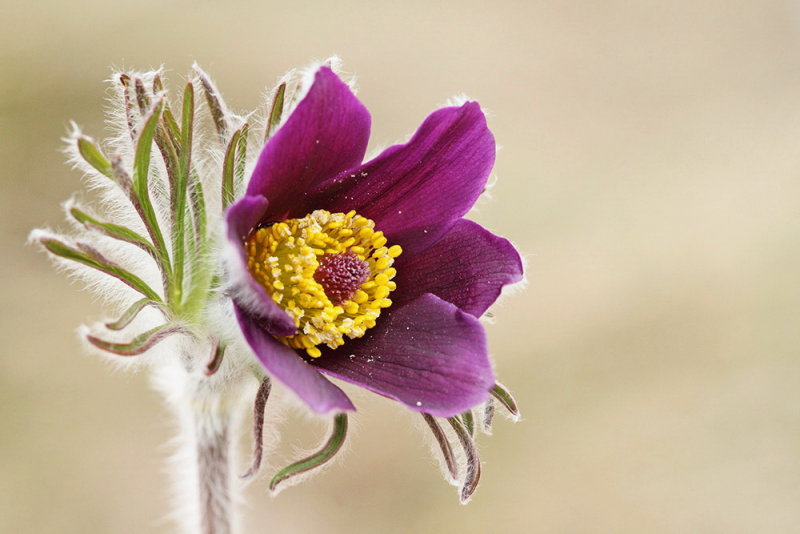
left=227, top=67, right=522, bottom=418
left=31, top=61, right=523, bottom=530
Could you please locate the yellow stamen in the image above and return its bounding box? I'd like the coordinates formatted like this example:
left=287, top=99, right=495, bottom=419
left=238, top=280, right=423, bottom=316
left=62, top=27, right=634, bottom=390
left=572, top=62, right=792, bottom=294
left=245, top=210, right=401, bottom=358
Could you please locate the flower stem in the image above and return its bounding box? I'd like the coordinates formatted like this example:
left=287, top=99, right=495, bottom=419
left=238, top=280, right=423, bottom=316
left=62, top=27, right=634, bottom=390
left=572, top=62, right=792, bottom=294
left=196, top=417, right=232, bottom=534
left=172, top=376, right=243, bottom=534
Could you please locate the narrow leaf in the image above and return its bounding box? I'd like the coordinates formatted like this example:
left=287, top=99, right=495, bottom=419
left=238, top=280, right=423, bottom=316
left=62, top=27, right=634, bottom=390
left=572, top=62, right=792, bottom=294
left=448, top=417, right=482, bottom=504
left=185, top=170, right=207, bottom=290
left=110, top=154, right=133, bottom=193
left=76, top=136, right=113, bottom=178
left=181, top=82, right=204, bottom=253
left=105, top=298, right=157, bottom=331
left=133, top=77, right=151, bottom=114
left=172, top=81, right=195, bottom=305
left=234, top=123, right=248, bottom=192
left=241, top=377, right=272, bottom=480
left=491, top=382, right=520, bottom=419
left=189, top=171, right=206, bottom=238
left=158, top=126, right=180, bottom=217
left=69, top=206, right=159, bottom=260
left=270, top=414, right=348, bottom=492
left=139, top=78, right=181, bottom=235
left=461, top=409, right=476, bottom=437
left=133, top=99, right=164, bottom=203
left=422, top=414, right=458, bottom=482
left=482, top=398, right=495, bottom=435
left=86, top=323, right=186, bottom=356
left=134, top=77, right=179, bottom=239
left=194, top=65, right=228, bottom=140
left=153, top=73, right=181, bottom=149
left=265, top=82, right=286, bottom=141
left=151, top=72, right=165, bottom=92
left=131, top=98, right=171, bottom=282
left=118, top=74, right=137, bottom=139
left=109, top=155, right=171, bottom=294
left=221, top=127, right=243, bottom=210
left=39, top=236, right=162, bottom=302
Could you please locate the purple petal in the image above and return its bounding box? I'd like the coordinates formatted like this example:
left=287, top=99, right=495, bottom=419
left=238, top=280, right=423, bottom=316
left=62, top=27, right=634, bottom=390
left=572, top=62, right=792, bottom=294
left=304, top=102, right=495, bottom=255
left=224, top=196, right=296, bottom=336
left=235, top=306, right=355, bottom=414
left=226, top=194, right=269, bottom=242
left=309, top=293, right=494, bottom=417
left=391, top=219, right=523, bottom=317
left=247, top=67, right=371, bottom=221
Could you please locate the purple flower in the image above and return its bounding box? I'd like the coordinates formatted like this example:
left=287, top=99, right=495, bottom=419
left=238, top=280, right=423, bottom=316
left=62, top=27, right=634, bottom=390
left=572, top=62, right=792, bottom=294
left=226, top=67, right=522, bottom=417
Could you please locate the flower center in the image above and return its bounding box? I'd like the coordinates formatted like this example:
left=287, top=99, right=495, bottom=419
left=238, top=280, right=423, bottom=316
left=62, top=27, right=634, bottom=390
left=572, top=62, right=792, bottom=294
left=313, top=252, right=370, bottom=305
left=245, top=210, right=402, bottom=358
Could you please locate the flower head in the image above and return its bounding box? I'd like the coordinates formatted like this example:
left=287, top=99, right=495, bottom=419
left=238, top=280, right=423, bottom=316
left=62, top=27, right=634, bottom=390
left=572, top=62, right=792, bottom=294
left=31, top=61, right=523, bottom=504
left=226, top=67, right=523, bottom=418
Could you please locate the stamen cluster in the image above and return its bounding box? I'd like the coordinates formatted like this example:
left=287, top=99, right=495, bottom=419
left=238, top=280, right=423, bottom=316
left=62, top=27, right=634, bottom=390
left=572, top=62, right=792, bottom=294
left=245, top=209, right=402, bottom=357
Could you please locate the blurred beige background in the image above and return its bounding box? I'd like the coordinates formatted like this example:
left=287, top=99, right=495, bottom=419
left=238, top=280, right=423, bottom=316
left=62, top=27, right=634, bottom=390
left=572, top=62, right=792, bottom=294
left=3, top=1, right=800, bottom=532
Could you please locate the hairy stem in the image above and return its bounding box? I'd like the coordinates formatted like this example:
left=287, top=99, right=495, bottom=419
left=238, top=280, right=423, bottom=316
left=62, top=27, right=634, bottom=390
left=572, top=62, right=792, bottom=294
left=167, top=370, right=246, bottom=534
left=196, top=413, right=232, bottom=534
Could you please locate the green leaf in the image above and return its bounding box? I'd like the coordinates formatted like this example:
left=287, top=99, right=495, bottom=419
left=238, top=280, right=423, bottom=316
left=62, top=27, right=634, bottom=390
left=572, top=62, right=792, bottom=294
left=153, top=73, right=181, bottom=149
left=448, top=416, right=481, bottom=504
left=181, top=171, right=214, bottom=322
left=86, top=323, right=186, bottom=356
left=172, top=82, right=195, bottom=308
left=132, top=76, right=180, bottom=237
left=109, top=154, right=133, bottom=192
left=76, top=136, right=113, bottom=179
left=157, top=127, right=180, bottom=213
left=186, top=170, right=207, bottom=258
left=270, top=413, right=348, bottom=492
left=265, top=82, right=286, bottom=141
left=117, top=74, right=138, bottom=139
left=241, top=377, right=272, bottom=480
left=105, top=298, right=158, bottom=330
left=422, top=414, right=458, bottom=482
left=131, top=98, right=171, bottom=287
left=106, top=154, right=172, bottom=296
left=133, top=77, right=151, bottom=114
left=461, top=409, right=475, bottom=437
left=194, top=65, right=228, bottom=140
left=234, top=123, right=249, bottom=192
left=221, top=127, right=243, bottom=210
left=482, top=398, right=495, bottom=434
left=69, top=206, right=159, bottom=260
left=180, top=82, right=206, bottom=267
left=39, top=236, right=162, bottom=302
left=491, top=382, right=519, bottom=419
